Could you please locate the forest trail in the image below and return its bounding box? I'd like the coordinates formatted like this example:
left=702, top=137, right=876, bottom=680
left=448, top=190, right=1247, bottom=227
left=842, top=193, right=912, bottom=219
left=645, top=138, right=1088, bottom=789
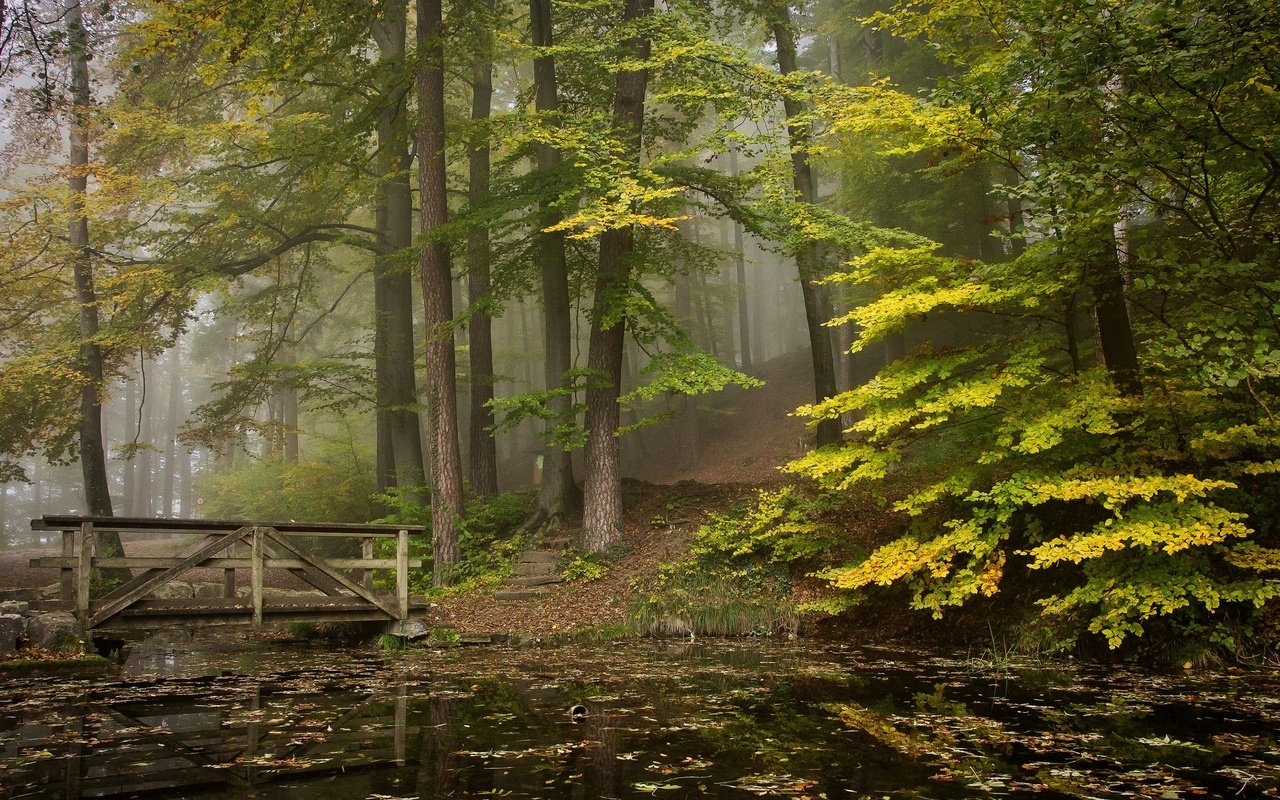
left=628, top=349, right=814, bottom=486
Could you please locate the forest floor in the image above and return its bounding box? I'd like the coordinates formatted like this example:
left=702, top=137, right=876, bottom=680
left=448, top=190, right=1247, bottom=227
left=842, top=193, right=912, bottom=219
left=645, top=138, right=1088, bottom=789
left=423, top=351, right=908, bottom=640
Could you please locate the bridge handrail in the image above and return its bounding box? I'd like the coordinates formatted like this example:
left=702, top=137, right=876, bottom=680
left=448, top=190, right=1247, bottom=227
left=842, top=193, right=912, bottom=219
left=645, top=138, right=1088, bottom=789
left=32, top=514, right=426, bottom=537
left=29, top=515, right=425, bottom=629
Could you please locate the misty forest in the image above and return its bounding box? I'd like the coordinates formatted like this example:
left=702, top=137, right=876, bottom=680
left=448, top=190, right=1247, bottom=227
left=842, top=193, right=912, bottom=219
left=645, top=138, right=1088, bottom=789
left=2, top=0, right=1280, bottom=664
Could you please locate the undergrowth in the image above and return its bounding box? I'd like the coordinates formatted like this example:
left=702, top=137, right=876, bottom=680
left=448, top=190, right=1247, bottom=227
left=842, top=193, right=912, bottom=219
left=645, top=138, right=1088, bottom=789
left=374, top=487, right=536, bottom=595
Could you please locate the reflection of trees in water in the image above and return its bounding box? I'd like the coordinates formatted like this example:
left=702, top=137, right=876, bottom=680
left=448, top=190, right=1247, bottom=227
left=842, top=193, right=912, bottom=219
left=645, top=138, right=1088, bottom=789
left=415, top=694, right=459, bottom=797
left=577, top=709, right=620, bottom=799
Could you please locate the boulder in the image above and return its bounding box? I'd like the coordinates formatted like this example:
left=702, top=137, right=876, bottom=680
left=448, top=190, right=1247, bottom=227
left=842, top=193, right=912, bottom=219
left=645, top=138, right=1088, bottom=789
left=149, top=581, right=194, bottom=599
left=386, top=619, right=430, bottom=640
left=27, top=612, right=84, bottom=653
left=0, top=600, right=30, bottom=615
left=194, top=583, right=227, bottom=599
left=0, top=614, right=25, bottom=655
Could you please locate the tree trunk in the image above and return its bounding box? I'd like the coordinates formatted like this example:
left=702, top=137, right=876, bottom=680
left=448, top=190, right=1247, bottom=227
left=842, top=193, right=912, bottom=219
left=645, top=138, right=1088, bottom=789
left=530, top=0, right=579, bottom=524
left=727, top=147, right=752, bottom=372
left=66, top=0, right=126, bottom=574
left=417, top=0, right=463, bottom=584
left=137, top=364, right=153, bottom=516
left=582, top=0, right=652, bottom=553
left=467, top=0, right=499, bottom=497
left=161, top=347, right=180, bottom=516
left=772, top=6, right=841, bottom=447
left=1094, top=227, right=1141, bottom=396
left=372, top=0, right=428, bottom=503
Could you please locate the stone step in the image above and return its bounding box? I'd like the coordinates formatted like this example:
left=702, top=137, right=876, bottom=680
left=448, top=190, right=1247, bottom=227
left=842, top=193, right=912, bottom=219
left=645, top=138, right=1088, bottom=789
left=495, top=588, right=551, bottom=601
left=538, top=537, right=573, bottom=550
left=507, top=575, right=563, bottom=587
left=522, top=550, right=563, bottom=563
left=516, top=560, right=560, bottom=576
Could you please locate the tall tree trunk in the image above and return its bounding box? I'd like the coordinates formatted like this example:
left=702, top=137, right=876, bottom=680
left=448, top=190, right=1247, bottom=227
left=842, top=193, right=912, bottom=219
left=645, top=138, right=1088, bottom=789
left=674, top=220, right=701, bottom=470
left=66, top=0, right=126, bottom=574
left=123, top=378, right=137, bottom=513
left=417, top=0, right=463, bottom=584
left=582, top=0, right=652, bottom=553
left=727, top=147, right=752, bottom=372
left=372, top=0, right=428, bottom=503
left=136, top=363, right=153, bottom=516
left=530, top=0, right=579, bottom=524
left=1094, top=226, right=1141, bottom=396
left=772, top=5, right=841, bottom=447
left=161, top=347, right=180, bottom=516
left=467, top=0, right=499, bottom=497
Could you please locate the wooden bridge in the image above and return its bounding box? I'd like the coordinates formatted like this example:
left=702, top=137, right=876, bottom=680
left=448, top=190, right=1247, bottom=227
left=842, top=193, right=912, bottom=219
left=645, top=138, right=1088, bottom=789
left=27, top=515, right=428, bottom=631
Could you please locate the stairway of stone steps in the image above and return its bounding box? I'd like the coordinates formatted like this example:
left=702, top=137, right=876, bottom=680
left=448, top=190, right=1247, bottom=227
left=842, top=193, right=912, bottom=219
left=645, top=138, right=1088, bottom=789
left=493, top=531, right=575, bottom=601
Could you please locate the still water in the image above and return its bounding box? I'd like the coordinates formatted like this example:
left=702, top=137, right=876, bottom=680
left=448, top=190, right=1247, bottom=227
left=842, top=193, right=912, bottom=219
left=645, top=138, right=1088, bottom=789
left=1, top=637, right=1278, bottom=799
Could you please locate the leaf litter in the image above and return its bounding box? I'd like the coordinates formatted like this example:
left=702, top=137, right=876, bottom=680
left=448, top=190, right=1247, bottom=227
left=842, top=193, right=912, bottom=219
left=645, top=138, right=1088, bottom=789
left=0, top=640, right=1279, bottom=798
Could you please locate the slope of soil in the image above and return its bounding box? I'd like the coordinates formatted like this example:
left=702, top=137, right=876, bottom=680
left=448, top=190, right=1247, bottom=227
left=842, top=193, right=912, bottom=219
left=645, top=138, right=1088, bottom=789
left=628, top=350, right=815, bottom=485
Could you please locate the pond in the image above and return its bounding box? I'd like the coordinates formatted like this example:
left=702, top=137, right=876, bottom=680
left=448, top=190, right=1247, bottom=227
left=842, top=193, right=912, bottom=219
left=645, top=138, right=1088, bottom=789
left=1, top=636, right=1278, bottom=799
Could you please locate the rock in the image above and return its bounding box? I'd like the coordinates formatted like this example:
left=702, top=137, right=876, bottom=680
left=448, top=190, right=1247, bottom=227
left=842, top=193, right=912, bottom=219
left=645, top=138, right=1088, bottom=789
left=149, top=581, right=194, bottom=600
left=0, top=614, right=25, bottom=654
left=27, top=612, right=84, bottom=653
left=386, top=619, right=430, bottom=640
left=193, top=583, right=227, bottom=599
left=0, top=600, right=30, bottom=615
left=39, top=583, right=62, bottom=600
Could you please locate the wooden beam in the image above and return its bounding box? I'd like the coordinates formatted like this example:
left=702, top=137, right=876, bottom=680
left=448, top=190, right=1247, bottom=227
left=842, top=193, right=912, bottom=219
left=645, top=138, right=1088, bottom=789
left=31, top=556, right=422, bottom=571
left=88, top=528, right=248, bottom=628
left=263, top=531, right=400, bottom=619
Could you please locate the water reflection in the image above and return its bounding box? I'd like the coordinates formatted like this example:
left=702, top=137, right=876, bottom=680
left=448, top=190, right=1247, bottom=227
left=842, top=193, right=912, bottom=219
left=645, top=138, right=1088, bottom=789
left=0, top=642, right=1278, bottom=799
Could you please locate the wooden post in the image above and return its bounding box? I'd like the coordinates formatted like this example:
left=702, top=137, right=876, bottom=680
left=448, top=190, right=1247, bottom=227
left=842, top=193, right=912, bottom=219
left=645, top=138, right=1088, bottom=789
left=396, top=529, right=409, bottom=620
left=362, top=536, right=374, bottom=590
left=60, top=529, right=75, bottom=601
left=76, top=523, right=93, bottom=626
left=223, top=567, right=236, bottom=599
left=251, top=526, right=263, bottom=628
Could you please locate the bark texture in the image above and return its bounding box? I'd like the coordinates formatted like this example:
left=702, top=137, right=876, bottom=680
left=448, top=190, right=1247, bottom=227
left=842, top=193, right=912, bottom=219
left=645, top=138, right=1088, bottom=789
left=772, top=7, right=842, bottom=447
left=372, top=0, right=427, bottom=502
left=417, top=0, right=463, bottom=584
left=530, top=0, right=579, bottom=522
left=582, top=0, right=652, bottom=552
left=66, top=0, right=126, bottom=574
left=467, top=0, right=499, bottom=496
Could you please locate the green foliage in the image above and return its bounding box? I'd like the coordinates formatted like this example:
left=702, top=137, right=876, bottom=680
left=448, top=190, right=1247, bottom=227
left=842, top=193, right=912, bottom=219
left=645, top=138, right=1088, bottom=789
left=770, top=0, right=1280, bottom=652
left=694, top=486, right=842, bottom=563
left=197, top=441, right=379, bottom=522
left=374, top=488, right=536, bottom=595
left=561, top=552, right=610, bottom=583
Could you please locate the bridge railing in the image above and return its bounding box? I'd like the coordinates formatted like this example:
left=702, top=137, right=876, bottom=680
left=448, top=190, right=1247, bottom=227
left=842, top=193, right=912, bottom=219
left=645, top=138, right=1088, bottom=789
left=28, top=516, right=428, bottom=630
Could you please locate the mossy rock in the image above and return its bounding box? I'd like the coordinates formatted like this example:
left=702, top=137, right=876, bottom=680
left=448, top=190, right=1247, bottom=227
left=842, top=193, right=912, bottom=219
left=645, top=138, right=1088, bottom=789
left=0, top=655, right=114, bottom=677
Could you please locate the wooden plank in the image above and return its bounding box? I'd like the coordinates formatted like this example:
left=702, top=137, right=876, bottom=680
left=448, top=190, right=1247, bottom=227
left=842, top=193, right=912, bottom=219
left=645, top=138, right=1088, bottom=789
left=76, top=523, right=92, bottom=625
left=88, top=528, right=248, bottom=629
left=35, top=514, right=424, bottom=535
left=251, top=527, right=263, bottom=628
left=223, top=567, right=236, bottom=598
left=397, top=529, right=409, bottom=620
left=362, top=537, right=374, bottom=590
left=31, top=556, right=422, bottom=570
left=262, top=531, right=400, bottom=619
